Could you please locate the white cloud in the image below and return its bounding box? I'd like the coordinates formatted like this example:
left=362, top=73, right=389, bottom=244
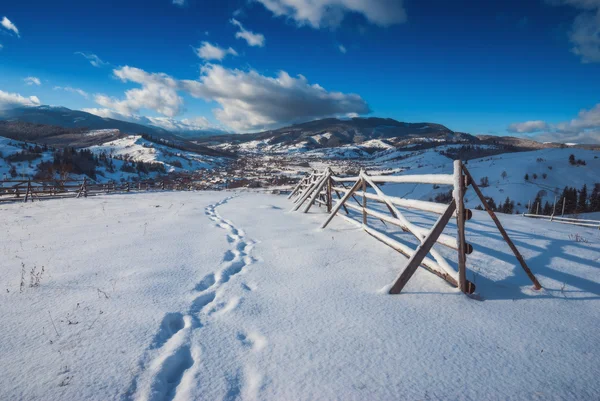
left=0, top=44, right=3, bottom=50
left=173, top=0, right=186, bottom=5
left=92, top=65, right=369, bottom=132
left=0, top=90, right=40, bottom=109
left=54, top=86, right=89, bottom=99
left=230, top=19, right=266, bottom=47
left=181, top=64, right=370, bottom=131
left=549, top=0, right=600, bottom=62
left=510, top=103, right=600, bottom=144
left=507, top=120, right=549, bottom=133
left=256, top=0, right=406, bottom=28
left=94, top=66, right=183, bottom=118
left=338, top=44, right=347, bottom=54
left=24, top=77, right=41, bottom=86
left=194, top=42, right=238, bottom=61
left=557, top=103, right=600, bottom=131
left=75, top=52, right=109, bottom=67
left=82, top=107, right=216, bottom=132
left=570, top=9, right=600, bottom=63
left=1, top=17, right=19, bottom=37
left=147, top=116, right=214, bottom=132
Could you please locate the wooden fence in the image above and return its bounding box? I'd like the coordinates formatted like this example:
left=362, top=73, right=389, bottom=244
left=523, top=213, right=600, bottom=229
left=0, top=178, right=207, bottom=203
left=288, top=161, right=542, bottom=296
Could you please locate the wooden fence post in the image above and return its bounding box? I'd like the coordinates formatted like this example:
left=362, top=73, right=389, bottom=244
left=24, top=179, right=32, bottom=203
left=321, top=178, right=363, bottom=229
left=362, top=178, right=367, bottom=225
left=302, top=171, right=331, bottom=213
left=77, top=177, right=87, bottom=198
left=462, top=165, right=542, bottom=290
left=454, top=160, right=468, bottom=294
left=389, top=200, right=457, bottom=294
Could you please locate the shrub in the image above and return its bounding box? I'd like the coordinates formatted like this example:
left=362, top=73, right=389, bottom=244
left=434, top=190, right=453, bottom=204
left=6, top=151, right=41, bottom=163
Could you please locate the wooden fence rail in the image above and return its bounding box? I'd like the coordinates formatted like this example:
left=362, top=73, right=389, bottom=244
left=0, top=178, right=207, bottom=203
left=523, top=213, right=600, bottom=229
left=289, top=162, right=542, bottom=296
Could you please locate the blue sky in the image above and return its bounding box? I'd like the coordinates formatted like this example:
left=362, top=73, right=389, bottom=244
left=0, top=0, right=599, bottom=141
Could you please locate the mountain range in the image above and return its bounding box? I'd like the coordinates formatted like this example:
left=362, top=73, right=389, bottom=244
left=1, top=105, right=596, bottom=155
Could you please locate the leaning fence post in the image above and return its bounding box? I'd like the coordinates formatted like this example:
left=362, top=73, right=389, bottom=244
left=462, top=165, right=542, bottom=290
left=24, top=179, right=31, bottom=203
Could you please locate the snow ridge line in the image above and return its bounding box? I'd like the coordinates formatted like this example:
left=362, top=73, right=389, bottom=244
left=125, top=195, right=262, bottom=401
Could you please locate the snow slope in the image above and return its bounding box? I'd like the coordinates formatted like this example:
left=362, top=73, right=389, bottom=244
left=88, top=135, right=222, bottom=172
left=354, top=147, right=600, bottom=212
left=0, top=192, right=599, bottom=400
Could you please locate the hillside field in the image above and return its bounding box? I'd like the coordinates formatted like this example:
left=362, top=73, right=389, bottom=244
left=1, top=191, right=599, bottom=400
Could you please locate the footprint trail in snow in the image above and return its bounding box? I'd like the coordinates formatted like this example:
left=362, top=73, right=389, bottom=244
left=126, top=196, right=265, bottom=401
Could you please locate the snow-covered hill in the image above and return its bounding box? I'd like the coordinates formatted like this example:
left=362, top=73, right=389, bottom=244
left=0, top=134, right=225, bottom=183
left=203, top=117, right=477, bottom=153
left=88, top=135, right=223, bottom=172
left=1, top=191, right=598, bottom=400
left=357, top=146, right=600, bottom=213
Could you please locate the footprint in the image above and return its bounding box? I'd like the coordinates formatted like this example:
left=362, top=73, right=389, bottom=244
left=189, top=292, right=216, bottom=315
left=220, top=260, right=246, bottom=283
left=208, top=297, right=240, bottom=316
left=150, top=313, right=185, bottom=350
left=146, top=345, right=194, bottom=401
left=236, top=331, right=267, bottom=352
left=194, top=273, right=216, bottom=292
left=223, top=250, right=236, bottom=262
left=223, top=369, right=242, bottom=401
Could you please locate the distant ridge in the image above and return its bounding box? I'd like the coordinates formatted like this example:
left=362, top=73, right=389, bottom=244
left=200, top=117, right=478, bottom=149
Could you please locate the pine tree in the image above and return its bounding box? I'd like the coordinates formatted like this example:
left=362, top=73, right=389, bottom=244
left=543, top=201, right=552, bottom=215
left=590, top=184, right=600, bottom=212
left=502, top=197, right=514, bottom=214
left=578, top=184, right=588, bottom=213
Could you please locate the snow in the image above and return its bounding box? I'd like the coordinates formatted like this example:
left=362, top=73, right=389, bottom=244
left=84, top=129, right=119, bottom=137
left=1, top=191, right=599, bottom=400
left=87, top=135, right=222, bottom=173
left=360, top=147, right=600, bottom=213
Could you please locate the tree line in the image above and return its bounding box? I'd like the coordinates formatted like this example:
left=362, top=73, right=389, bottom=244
left=532, top=184, right=600, bottom=216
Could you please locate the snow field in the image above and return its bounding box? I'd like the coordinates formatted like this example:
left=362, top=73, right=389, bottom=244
left=0, top=191, right=599, bottom=400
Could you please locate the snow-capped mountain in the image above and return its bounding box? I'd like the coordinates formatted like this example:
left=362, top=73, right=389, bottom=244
left=201, top=117, right=478, bottom=153
left=0, top=106, right=170, bottom=137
